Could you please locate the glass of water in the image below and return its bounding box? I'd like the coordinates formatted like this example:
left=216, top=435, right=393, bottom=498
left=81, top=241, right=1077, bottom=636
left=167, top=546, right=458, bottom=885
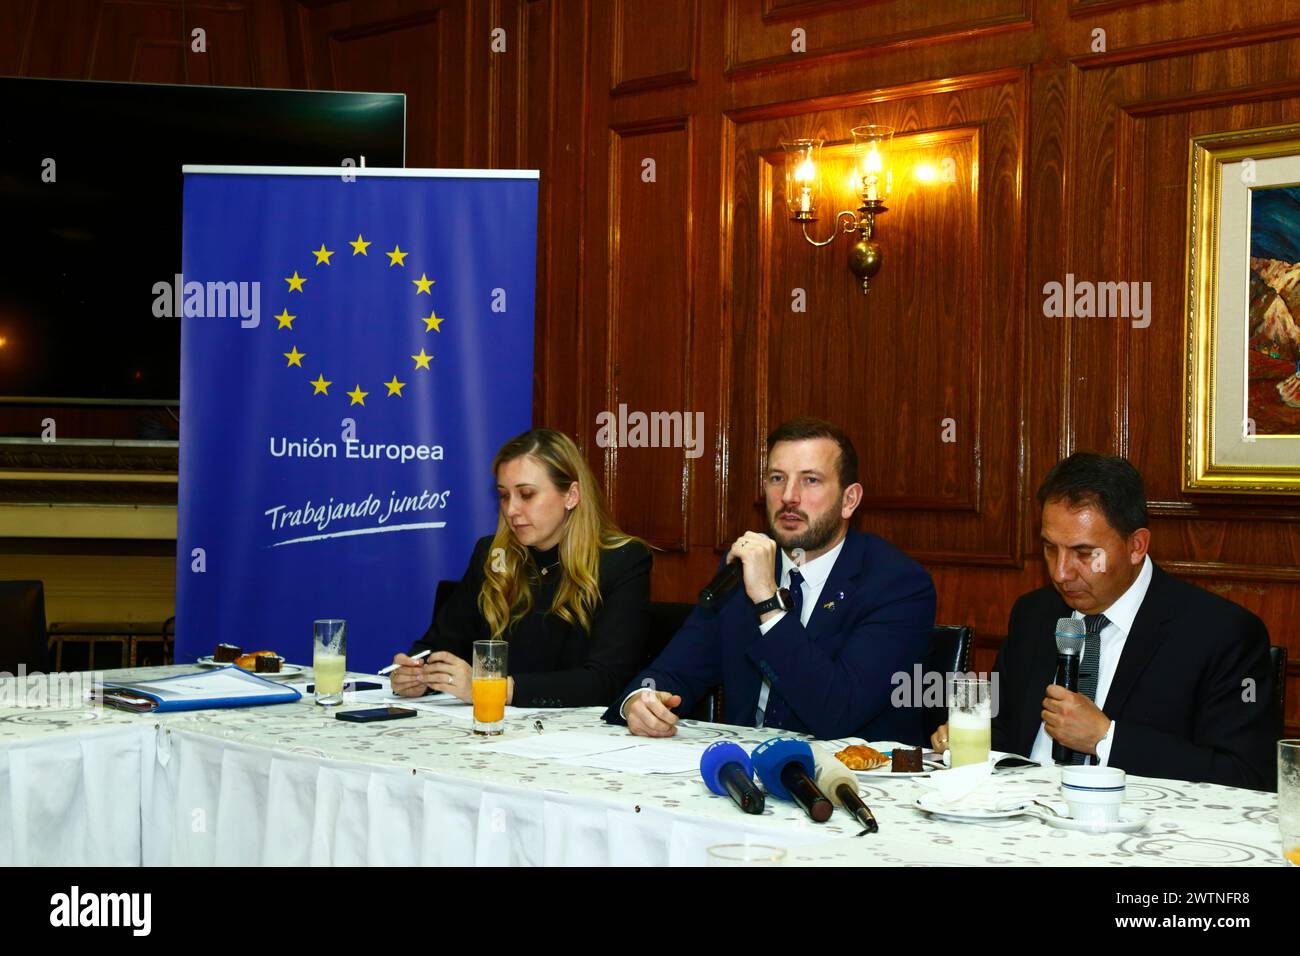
left=1281, top=740, right=1300, bottom=866
left=313, top=619, right=346, bottom=706
left=948, top=677, right=992, bottom=767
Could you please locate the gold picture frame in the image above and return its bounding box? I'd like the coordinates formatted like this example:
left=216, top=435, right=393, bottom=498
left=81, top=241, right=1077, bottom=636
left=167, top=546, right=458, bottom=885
left=1184, top=123, right=1300, bottom=494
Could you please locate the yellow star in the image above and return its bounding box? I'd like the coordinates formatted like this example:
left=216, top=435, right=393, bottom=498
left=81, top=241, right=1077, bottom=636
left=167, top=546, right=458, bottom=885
left=386, top=245, right=408, bottom=267
left=309, top=374, right=331, bottom=395
left=285, top=271, right=306, bottom=293
left=411, top=349, right=433, bottom=370
left=349, top=234, right=371, bottom=256
left=347, top=384, right=369, bottom=406
left=274, top=308, right=296, bottom=330
left=312, top=244, right=335, bottom=265
left=384, top=376, right=406, bottom=397
left=421, top=308, right=444, bottom=333
left=412, top=273, right=435, bottom=294
left=283, top=346, right=305, bottom=368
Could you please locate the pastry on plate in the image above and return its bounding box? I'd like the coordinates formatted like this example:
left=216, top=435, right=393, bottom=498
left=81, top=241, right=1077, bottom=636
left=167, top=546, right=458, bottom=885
left=834, top=744, right=889, bottom=771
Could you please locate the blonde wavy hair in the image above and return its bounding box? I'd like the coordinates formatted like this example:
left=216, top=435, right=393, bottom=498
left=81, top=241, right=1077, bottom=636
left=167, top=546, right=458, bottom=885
left=478, top=429, right=639, bottom=638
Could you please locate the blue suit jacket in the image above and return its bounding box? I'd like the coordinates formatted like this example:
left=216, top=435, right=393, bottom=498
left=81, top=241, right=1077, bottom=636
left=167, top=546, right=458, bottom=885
left=604, top=529, right=936, bottom=743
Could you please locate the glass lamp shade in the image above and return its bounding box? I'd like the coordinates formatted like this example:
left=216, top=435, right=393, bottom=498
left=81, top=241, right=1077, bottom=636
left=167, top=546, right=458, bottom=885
left=781, top=139, right=823, bottom=218
left=851, top=125, right=894, bottom=203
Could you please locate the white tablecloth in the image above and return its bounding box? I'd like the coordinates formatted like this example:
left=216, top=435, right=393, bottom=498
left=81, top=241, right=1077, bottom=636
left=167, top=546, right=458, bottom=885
left=0, top=667, right=1286, bottom=866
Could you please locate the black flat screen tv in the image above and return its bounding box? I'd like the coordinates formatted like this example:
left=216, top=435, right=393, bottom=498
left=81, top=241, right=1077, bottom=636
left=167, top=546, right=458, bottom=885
left=0, top=78, right=405, bottom=405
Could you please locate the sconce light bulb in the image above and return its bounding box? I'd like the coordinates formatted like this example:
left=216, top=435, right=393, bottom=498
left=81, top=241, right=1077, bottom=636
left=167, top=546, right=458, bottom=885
left=864, top=144, right=883, bottom=176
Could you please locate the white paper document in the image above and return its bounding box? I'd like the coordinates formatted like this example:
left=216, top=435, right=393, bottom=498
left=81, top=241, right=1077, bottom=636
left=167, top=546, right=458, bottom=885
left=555, top=742, right=707, bottom=775
left=340, top=688, right=536, bottom=721
left=118, top=668, right=289, bottom=701
left=480, top=731, right=706, bottom=774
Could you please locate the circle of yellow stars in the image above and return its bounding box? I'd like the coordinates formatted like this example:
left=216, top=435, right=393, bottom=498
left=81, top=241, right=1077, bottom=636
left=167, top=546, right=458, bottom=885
left=275, top=235, right=448, bottom=406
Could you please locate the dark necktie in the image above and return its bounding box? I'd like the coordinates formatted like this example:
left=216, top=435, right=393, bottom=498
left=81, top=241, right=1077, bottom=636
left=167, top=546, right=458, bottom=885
left=755, top=567, right=804, bottom=730
left=1070, top=613, right=1109, bottom=765
left=787, top=567, right=804, bottom=621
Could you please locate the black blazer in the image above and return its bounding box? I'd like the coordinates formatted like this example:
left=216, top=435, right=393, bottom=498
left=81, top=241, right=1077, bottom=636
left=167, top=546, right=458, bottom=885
left=992, top=563, right=1277, bottom=791
left=604, top=529, right=936, bottom=743
left=410, top=535, right=652, bottom=708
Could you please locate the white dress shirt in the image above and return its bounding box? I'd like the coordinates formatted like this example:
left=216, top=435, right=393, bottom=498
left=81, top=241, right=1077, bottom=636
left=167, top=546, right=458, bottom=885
left=1029, top=554, right=1153, bottom=765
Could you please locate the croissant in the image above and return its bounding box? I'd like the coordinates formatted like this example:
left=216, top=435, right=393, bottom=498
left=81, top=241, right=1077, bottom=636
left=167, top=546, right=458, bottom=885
left=834, top=744, right=888, bottom=771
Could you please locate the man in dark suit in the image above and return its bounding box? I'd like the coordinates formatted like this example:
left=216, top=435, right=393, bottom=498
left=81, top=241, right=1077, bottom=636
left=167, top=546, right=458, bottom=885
left=604, top=418, right=936, bottom=743
left=934, top=452, right=1276, bottom=791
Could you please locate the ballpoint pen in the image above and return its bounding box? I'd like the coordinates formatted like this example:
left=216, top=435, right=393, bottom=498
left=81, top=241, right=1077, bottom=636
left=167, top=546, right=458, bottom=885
left=377, top=649, right=430, bottom=676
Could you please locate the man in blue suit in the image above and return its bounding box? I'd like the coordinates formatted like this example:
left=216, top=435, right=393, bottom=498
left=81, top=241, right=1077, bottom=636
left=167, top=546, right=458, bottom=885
left=604, top=418, right=936, bottom=743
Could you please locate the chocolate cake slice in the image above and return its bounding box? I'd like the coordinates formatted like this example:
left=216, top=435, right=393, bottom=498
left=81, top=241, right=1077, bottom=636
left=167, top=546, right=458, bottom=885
left=891, top=746, right=923, bottom=772
left=254, top=655, right=282, bottom=674
left=214, top=643, right=243, bottom=663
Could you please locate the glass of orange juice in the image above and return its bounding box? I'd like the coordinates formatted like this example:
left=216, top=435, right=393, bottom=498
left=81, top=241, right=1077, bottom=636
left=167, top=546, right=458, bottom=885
left=1281, top=740, right=1300, bottom=866
left=472, top=640, right=508, bottom=736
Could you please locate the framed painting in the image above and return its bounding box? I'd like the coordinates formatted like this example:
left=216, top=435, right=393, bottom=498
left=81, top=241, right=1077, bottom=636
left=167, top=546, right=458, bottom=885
left=1184, top=123, right=1300, bottom=494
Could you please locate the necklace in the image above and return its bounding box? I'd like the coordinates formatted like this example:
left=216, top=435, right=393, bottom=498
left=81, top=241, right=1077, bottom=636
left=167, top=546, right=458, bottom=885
left=537, top=559, right=561, bottom=577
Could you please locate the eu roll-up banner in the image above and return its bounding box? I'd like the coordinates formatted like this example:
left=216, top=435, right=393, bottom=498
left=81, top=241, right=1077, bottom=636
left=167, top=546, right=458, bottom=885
left=175, top=167, right=537, bottom=674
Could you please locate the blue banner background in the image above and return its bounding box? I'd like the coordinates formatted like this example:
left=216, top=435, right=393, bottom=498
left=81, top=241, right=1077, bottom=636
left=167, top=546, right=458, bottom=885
left=177, top=170, right=536, bottom=674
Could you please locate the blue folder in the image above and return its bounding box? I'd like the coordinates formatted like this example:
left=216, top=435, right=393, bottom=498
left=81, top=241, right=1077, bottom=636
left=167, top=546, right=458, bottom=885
left=98, top=665, right=303, bottom=713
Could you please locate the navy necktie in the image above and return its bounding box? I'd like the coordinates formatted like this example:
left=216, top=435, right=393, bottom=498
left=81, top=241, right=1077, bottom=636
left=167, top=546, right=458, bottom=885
left=755, top=567, right=803, bottom=730
left=1070, top=613, right=1108, bottom=765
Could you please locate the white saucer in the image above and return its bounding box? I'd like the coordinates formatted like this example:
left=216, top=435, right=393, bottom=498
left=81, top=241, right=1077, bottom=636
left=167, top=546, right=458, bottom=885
left=1039, top=804, right=1148, bottom=833
left=914, top=792, right=1031, bottom=822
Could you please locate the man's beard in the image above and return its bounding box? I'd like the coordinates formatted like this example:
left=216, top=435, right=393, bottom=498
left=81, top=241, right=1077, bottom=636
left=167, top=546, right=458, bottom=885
left=769, top=498, right=842, bottom=554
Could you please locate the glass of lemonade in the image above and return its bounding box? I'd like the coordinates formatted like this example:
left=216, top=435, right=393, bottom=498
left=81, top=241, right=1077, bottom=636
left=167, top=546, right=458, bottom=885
left=1281, top=740, right=1300, bottom=866
left=472, top=640, right=508, bottom=735
left=948, top=677, right=992, bottom=767
left=313, top=619, right=347, bottom=706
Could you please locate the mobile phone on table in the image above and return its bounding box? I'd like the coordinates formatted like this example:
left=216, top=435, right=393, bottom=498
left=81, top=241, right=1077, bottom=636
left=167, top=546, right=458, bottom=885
left=335, top=706, right=418, bottom=723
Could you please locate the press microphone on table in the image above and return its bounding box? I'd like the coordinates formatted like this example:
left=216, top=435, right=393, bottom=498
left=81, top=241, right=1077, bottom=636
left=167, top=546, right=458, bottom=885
left=698, top=558, right=744, bottom=609
left=1052, top=617, right=1086, bottom=765
left=699, top=741, right=765, bottom=815
left=752, top=738, right=833, bottom=823
left=812, top=748, right=878, bottom=833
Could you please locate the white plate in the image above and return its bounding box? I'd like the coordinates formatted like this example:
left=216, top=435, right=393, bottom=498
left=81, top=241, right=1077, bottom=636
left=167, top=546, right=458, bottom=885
left=854, top=764, right=935, bottom=779
left=913, top=792, right=1032, bottom=822
left=1039, top=804, right=1148, bottom=833
left=830, top=743, right=940, bottom=778
left=195, top=656, right=305, bottom=682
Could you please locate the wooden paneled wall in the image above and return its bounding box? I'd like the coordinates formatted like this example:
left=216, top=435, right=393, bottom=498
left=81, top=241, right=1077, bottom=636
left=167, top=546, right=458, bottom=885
left=5, top=0, right=1298, bottom=735
left=562, top=0, right=1300, bottom=737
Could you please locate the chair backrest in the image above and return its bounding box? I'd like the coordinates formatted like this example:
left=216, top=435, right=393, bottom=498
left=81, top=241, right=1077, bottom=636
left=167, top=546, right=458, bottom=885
left=921, top=625, right=974, bottom=738
left=1270, top=644, right=1288, bottom=740
left=432, top=579, right=461, bottom=621
left=0, top=581, right=49, bottom=673
left=643, top=601, right=694, bottom=669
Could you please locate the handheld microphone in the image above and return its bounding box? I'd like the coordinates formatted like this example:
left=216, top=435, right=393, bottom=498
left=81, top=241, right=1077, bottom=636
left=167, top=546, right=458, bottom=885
left=812, top=748, right=878, bottom=833
left=699, top=741, right=765, bottom=815
left=1052, top=617, right=1086, bottom=765
left=752, top=738, right=833, bottom=823
left=698, top=559, right=743, bottom=609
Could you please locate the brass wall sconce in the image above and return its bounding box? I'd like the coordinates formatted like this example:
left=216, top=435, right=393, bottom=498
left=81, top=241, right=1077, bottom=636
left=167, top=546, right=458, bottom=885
left=782, top=125, right=894, bottom=294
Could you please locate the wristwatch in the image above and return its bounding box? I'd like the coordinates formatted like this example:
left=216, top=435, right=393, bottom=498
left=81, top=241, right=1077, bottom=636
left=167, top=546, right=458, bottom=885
left=753, top=587, right=793, bottom=617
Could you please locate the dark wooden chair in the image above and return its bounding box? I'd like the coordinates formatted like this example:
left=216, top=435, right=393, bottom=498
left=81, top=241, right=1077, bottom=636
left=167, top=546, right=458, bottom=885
left=921, top=624, right=975, bottom=739
left=642, top=601, right=723, bottom=722
left=1270, top=644, right=1288, bottom=740
left=0, top=580, right=49, bottom=673
left=432, top=578, right=459, bottom=620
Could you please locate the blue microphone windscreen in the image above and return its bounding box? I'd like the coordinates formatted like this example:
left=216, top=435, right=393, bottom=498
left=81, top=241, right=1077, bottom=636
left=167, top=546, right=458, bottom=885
left=751, top=737, right=815, bottom=801
left=699, top=741, right=753, bottom=796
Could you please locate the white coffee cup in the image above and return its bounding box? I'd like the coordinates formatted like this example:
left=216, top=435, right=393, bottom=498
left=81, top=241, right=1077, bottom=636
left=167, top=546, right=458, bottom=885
left=1060, top=765, right=1125, bottom=823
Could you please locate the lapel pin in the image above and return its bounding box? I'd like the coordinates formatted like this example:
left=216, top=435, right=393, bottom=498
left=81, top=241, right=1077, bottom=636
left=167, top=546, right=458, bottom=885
left=822, top=600, right=836, bottom=611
